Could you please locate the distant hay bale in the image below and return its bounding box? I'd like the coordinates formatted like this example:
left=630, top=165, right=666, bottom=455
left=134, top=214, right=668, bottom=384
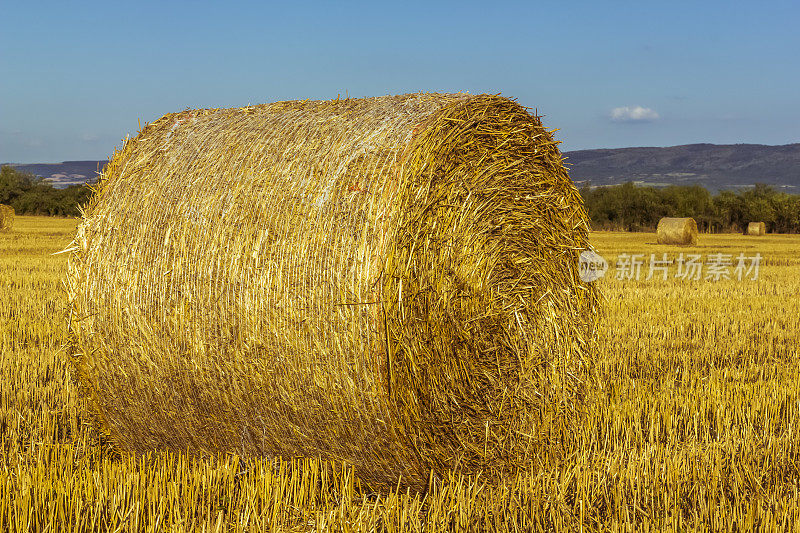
left=0, top=205, right=14, bottom=231
left=656, top=217, right=698, bottom=245
left=746, top=221, right=766, bottom=236
left=66, top=93, right=599, bottom=491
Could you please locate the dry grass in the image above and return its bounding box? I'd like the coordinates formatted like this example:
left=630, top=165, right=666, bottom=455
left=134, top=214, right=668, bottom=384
left=66, top=94, right=598, bottom=490
left=4, top=218, right=800, bottom=530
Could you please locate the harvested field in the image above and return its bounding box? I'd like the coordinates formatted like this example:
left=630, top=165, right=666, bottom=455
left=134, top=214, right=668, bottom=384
left=3, top=218, right=800, bottom=530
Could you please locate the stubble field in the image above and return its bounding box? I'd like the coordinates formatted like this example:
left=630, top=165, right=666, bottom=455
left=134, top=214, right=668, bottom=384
left=1, top=216, right=799, bottom=531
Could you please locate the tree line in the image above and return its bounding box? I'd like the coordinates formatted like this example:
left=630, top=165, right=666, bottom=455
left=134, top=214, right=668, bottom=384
left=2, top=165, right=799, bottom=233
left=0, top=165, right=92, bottom=217
left=580, top=182, right=800, bottom=233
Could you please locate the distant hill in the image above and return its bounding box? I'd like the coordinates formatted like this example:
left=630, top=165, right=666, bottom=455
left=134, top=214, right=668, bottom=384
left=564, top=143, right=800, bottom=192
left=5, top=143, right=800, bottom=192
left=3, top=160, right=107, bottom=188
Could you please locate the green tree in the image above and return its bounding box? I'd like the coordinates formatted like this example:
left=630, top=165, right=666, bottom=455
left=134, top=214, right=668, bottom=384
left=0, top=165, right=92, bottom=216
left=0, top=165, right=35, bottom=203
left=582, top=182, right=800, bottom=233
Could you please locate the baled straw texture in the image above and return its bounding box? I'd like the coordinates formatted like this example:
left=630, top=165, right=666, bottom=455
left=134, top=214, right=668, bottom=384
left=67, top=93, right=598, bottom=491
left=746, top=221, right=767, bottom=236
left=0, top=204, right=14, bottom=231
left=656, top=217, right=698, bottom=245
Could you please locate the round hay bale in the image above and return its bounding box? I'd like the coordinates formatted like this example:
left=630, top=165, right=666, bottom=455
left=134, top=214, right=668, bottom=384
left=656, top=217, right=698, bottom=245
left=746, top=221, right=766, bottom=236
left=0, top=204, right=14, bottom=231
left=66, top=93, right=599, bottom=490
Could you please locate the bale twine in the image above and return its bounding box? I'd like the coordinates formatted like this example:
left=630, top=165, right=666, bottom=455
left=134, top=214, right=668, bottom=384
left=66, top=93, right=599, bottom=491
left=746, top=221, right=766, bottom=236
left=656, top=217, right=698, bottom=245
left=0, top=205, right=14, bottom=231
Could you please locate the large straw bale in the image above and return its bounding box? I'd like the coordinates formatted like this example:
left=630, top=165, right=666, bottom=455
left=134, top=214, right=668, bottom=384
left=746, top=221, right=766, bottom=236
left=656, top=217, right=698, bottom=245
left=0, top=204, right=14, bottom=231
left=66, top=93, right=599, bottom=490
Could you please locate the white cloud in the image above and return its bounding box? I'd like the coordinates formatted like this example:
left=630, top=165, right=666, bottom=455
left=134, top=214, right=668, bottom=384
left=81, top=133, right=99, bottom=142
left=610, top=106, right=660, bottom=122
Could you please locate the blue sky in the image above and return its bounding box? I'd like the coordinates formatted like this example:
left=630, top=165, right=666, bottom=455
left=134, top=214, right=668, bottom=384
left=1, top=0, right=798, bottom=163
